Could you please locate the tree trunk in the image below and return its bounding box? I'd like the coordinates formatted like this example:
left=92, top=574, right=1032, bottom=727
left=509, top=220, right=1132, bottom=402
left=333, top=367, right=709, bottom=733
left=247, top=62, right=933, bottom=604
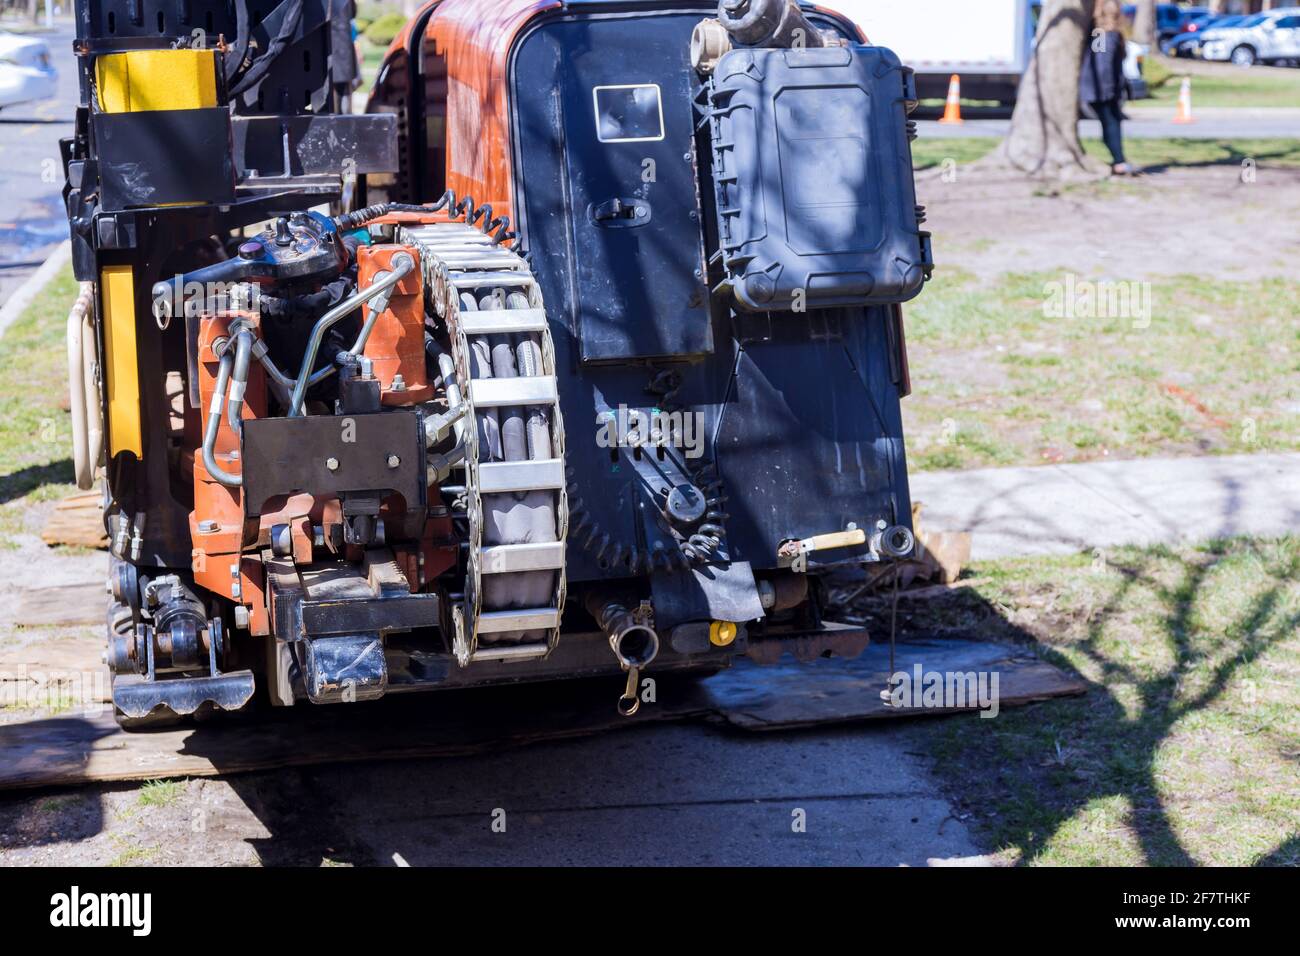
left=1133, top=0, right=1158, bottom=46
left=996, top=0, right=1096, bottom=179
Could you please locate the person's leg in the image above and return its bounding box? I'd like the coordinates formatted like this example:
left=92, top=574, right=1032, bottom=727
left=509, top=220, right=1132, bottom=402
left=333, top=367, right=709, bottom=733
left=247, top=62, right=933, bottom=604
left=1096, top=99, right=1127, bottom=169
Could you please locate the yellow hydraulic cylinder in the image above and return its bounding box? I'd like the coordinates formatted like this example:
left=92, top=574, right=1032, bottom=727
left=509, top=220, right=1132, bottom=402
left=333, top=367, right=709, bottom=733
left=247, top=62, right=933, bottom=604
left=100, top=266, right=142, bottom=459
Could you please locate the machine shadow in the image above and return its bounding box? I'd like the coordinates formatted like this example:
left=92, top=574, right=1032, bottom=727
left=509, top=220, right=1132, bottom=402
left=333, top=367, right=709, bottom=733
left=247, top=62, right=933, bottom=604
left=175, top=584, right=1085, bottom=866
left=177, top=670, right=713, bottom=865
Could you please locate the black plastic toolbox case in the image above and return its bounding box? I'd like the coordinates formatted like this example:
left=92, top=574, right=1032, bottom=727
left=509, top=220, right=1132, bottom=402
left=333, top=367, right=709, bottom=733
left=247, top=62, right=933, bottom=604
left=706, top=43, right=933, bottom=312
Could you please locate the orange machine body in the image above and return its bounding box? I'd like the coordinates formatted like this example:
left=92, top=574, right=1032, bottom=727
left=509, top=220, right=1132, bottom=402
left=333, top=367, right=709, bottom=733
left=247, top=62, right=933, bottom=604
left=357, top=243, right=432, bottom=405
left=388, top=0, right=860, bottom=216
left=384, top=0, right=560, bottom=220
left=191, top=312, right=272, bottom=636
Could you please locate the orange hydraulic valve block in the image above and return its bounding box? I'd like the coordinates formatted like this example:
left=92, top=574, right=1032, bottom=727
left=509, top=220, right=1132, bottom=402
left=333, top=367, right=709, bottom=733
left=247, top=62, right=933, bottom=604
left=191, top=311, right=271, bottom=635
left=356, top=244, right=431, bottom=405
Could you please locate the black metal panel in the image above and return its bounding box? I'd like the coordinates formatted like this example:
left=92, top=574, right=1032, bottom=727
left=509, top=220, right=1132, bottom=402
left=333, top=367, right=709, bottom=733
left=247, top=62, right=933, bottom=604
left=714, top=317, right=911, bottom=564
left=511, top=11, right=712, bottom=363
left=300, top=594, right=441, bottom=636
left=92, top=107, right=237, bottom=210
left=511, top=4, right=913, bottom=584
left=231, top=114, right=400, bottom=178
left=239, top=410, right=428, bottom=516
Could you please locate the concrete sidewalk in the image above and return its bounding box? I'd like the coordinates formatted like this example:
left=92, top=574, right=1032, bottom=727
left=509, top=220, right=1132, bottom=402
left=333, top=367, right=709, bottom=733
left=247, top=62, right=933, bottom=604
left=911, top=452, right=1300, bottom=561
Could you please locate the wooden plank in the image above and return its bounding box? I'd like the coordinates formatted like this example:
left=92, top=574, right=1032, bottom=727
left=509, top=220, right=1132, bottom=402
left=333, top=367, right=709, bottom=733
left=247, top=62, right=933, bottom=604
left=13, top=582, right=106, bottom=627
left=705, top=638, right=1087, bottom=730
left=0, top=636, right=1087, bottom=791
left=0, top=678, right=712, bottom=791
left=40, top=490, right=108, bottom=550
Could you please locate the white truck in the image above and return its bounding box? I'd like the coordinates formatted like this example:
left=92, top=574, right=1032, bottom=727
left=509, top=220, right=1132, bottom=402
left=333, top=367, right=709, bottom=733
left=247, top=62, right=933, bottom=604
left=829, top=0, right=1035, bottom=105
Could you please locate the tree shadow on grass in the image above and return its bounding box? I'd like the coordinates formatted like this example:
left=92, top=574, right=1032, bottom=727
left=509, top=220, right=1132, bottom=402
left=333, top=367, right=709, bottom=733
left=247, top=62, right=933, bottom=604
left=1134, top=140, right=1300, bottom=177
left=899, top=537, right=1300, bottom=866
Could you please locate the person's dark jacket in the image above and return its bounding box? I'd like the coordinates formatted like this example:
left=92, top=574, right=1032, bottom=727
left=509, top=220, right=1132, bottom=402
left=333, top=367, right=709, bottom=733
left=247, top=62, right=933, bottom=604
left=1079, top=30, right=1127, bottom=104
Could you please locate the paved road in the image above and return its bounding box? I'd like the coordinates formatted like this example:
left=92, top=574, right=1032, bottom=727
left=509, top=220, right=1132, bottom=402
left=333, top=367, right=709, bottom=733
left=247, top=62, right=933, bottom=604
left=912, top=451, right=1300, bottom=561
left=918, top=106, right=1300, bottom=140
left=0, top=20, right=78, bottom=309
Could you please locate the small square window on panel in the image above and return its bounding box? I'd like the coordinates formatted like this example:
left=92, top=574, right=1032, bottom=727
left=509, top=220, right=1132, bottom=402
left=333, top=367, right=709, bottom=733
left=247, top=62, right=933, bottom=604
left=592, top=84, right=665, bottom=143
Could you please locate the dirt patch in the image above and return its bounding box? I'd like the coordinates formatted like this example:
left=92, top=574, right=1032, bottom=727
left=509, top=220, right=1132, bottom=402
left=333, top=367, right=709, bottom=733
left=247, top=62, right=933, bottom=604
left=918, top=163, right=1300, bottom=282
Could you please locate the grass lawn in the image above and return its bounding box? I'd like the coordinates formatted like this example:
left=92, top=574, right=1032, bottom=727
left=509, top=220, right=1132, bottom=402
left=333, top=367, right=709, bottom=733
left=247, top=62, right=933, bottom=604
left=886, top=537, right=1300, bottom=866
left=0, top=265, right=79, bottom=543
left=1142, top=62, right=1300, bottom=110
left=902, top=268, right=1300, bottom=471
left=911, top=136, right=1300, bottom=171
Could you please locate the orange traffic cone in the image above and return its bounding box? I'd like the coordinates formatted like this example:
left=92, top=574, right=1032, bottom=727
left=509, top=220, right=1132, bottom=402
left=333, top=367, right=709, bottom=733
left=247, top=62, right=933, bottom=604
left=939, top=74, right=963, bottom=124
left=1173, top=76, right=1194, bottom=124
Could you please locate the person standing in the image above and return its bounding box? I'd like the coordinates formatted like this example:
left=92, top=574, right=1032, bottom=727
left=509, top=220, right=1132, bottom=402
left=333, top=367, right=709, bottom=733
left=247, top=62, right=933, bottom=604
left=1080, top=0, right=1134, bottom=176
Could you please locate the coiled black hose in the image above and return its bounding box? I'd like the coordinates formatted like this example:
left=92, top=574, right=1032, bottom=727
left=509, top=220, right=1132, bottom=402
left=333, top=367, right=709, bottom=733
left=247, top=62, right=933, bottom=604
left=333, top=189, right=520, bottom=250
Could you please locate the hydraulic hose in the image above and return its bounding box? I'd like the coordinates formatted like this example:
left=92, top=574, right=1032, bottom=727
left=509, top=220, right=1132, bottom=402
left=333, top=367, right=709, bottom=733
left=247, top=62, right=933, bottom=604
left=334, top=190, right=519, bottom=249
left=66, top=282, right=100, bottom=490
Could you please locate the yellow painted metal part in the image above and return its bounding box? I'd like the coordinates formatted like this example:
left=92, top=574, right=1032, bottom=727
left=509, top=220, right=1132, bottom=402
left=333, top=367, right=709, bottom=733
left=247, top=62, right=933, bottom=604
left=94, top=49, right=219, bottom=113
left=100, top=266, right=142, bottom=459
left=709, top=620, right=738, bottom=647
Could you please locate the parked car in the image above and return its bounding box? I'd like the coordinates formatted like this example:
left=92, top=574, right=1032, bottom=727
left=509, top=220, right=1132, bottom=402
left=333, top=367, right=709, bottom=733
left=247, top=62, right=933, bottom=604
left=1161, top=14, right=1247, bottom=57
left=1200, top=8, right=1300, bottom=67
left=1122, top=3, right=1204, bottom=41
left=0, top=32, right=57, bottom=111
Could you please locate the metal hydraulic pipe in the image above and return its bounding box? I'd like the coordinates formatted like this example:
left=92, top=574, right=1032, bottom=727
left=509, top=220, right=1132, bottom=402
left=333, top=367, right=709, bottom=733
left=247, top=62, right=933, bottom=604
left=226, top=330, right=254, bottom=437
left=286, top=253, right=414, bottom=416
left=586, top=595, right=661, bottom=671
left=202, top=349, right=243, bottom=488
left=258, top=349, right=334, bottom=399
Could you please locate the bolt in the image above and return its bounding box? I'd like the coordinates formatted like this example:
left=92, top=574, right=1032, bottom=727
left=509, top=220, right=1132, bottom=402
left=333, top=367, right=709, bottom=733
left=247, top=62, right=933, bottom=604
left=326, top=457, right=340, bottom=471
left=387, top=455, right=401, bottom=469
left=391, top=373, right=406, bottom=391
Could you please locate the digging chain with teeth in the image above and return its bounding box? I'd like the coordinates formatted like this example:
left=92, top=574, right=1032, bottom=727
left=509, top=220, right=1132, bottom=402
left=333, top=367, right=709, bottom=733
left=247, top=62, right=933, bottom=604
left=401, top=222, right=568, bottom=667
